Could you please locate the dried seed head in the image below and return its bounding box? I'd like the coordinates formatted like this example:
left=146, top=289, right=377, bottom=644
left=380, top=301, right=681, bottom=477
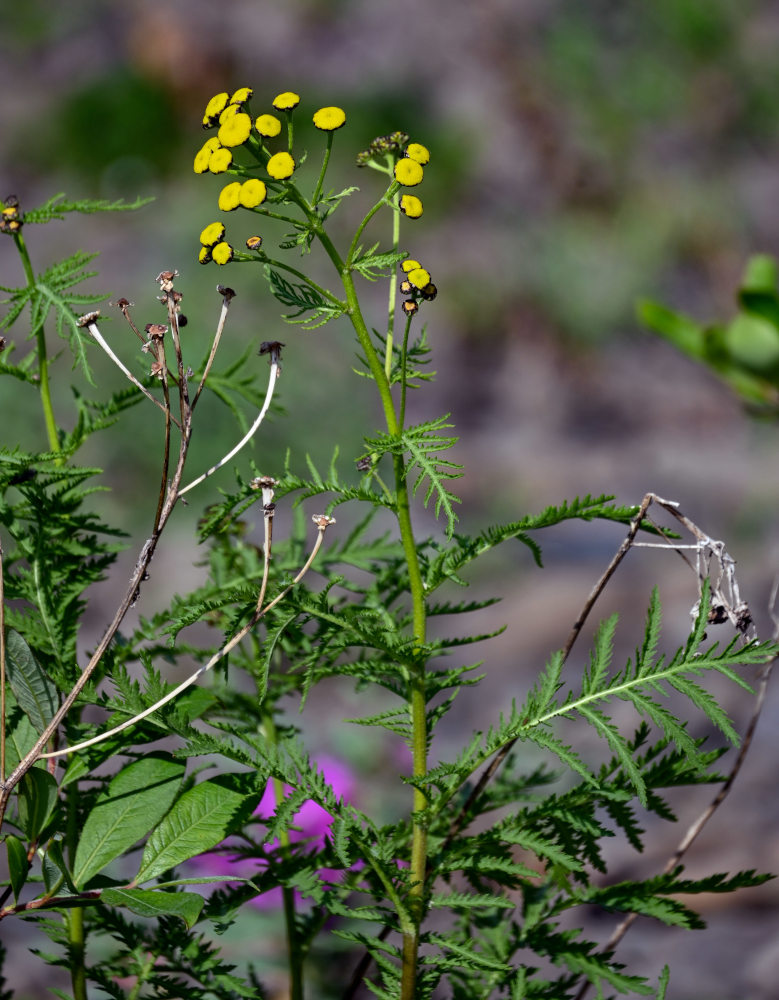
left=145, top=323, right=167, bottom=340
left=312, top=514, right=336, bottom=529
left=150, top=360, right=165, bottom=378
left=157, top=270, right=178, bottom=292
left=77, top=311, right=101, bottom=327
left=356, top=456, right=373, bottom=472
left=217, top=284, right=236, bottom=301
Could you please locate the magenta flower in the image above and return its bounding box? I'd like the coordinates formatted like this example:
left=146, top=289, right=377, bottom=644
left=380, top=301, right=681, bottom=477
left=187, top=755, right=358, bottom=908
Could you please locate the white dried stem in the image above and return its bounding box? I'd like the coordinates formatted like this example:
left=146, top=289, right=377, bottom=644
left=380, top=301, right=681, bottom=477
left=178, top=354, right=280, bottom=497
left=39, top=517, right=332, bottom=759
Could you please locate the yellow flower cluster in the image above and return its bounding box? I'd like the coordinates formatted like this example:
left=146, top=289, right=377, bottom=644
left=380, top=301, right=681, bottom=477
left=198, top=221, right=233, bottom=266
left=399, top=257, right=437, bottom=316
left=394, top=141, right=430, bottom=218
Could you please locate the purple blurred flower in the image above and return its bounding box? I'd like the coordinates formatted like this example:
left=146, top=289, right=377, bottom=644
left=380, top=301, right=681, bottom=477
left=187, top=755, right=357, bottom=908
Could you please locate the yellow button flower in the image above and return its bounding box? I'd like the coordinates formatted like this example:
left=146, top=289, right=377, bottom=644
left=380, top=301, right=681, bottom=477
left=239, top=179, right=267, bottom=208
left=313, top=106, right=346, bottom=131
left=230, top=87, right=253, bottom=105
left=208, top=148, right=233, bottom=173
left=212, top=241, right=235, bottom=265
left=194, top=137, right=221, bottom=174
left=401, top=259, right=422, bottom=273
left=198, top=246, right=212, bottom=264
left=202, top=92, right=229, bottom=127
left=399, top=194, right=423, bottom=218
left=267, top=151, right=295, bottom=179
left=407, top=267, right=431, bottom=290
left=200, top=221, right=226, bottom=246
left=405, top=142, right=430, bottom=165
left=272, top=91, right=300, bottom=111
left=218, top=182, right=242, bottom=212
left=255, top=113, right=282, bottom=137
left=394, top=159, right=424, bottom=186
left=218, top=112, right=252, bottom=147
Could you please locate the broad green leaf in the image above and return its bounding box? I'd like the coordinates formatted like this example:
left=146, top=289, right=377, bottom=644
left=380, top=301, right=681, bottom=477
left=73, top=755, right=186, bottom=889
left=135, top=772, right=259, bottom=884
left=45, top=837, right=79, bottom=894
left=5, top=834, right=29, bottom=901
left=4, top=629, right=59, bottom=733
left=4, top=709, right=37, bottom=772
left=101, top=887, right=204, bottom=929
left=17, top=767, right=58, bottom=840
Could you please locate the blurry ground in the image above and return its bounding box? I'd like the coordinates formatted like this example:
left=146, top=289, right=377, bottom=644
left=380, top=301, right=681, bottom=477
left=2, top=1, right=779, bottom=997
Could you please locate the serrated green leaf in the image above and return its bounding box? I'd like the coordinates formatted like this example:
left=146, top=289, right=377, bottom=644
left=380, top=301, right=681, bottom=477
left=101, top=887, right=204, bottom=929
left=5, top=834, right=29, bottom=901
left=4, top=628, right=59, bottom=733
left=73, top=755, right=186, bottom=889
left=17, top=767, right=58, bottom=840
left=135, top=772, right=259, bottom=883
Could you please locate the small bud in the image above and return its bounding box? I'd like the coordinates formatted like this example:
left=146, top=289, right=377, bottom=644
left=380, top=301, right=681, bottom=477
left=356, top=456, right=373, bottom=472
left=178, top=314, right=188, bottom=327
left=246, top=235, right=263, bottom=251
left=399, top=279, right=413, bottom=295
left=402, top=299, right=419, bottom=316
left=420, top=282, right=437, bottom=301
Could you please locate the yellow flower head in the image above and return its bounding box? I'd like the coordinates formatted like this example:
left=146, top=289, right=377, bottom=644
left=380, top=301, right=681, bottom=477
left=313, top=106, right=346, bottom=131
left=230, top=87, right=253, bottom=106
left=401, top=258, right=422, bottom=273
left=208, top=147, right=233, bottom=173
left=194, top=137, right=221, bottom=174
left=198, top=246, right=213, bottom=264
left=202, top=92, right=229, bottom=128
left=218, top=182, right=243, bottom=212
left=240, top=179, right=267, bottom=208
left=255, top=113, right=282, bottom=138
left=200, top=221, right=226, bottom=246
left=394, top=159, right=424, bottom=186
left=267, top=151, right=295, bottom=180
left=407, top=267, right=431, bottom=290
left=399, top=194, right=423, bottom=219
left=218, top=111, right=252, bottom=147
left=405, top=142, right=430, bottom=165
left=272, top=91, right=300, bottom=111
left=212, top=241, right=235, bottom=266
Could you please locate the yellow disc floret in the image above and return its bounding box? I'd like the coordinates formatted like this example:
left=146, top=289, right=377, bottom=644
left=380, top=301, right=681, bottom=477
left=407, top=267, right=431, bottom=290
left=239, top=179, right=267, bottom=208
left=202, top=92, right=229, bottom=127
left=218, top=182, right=242, bottom=212
left=200, top=221, right=226, bottom=246
left=399, top=194, right=423, bottom=218
left=194, top=137, right=221, bottom=174
left=218, top=111, right=252, bottom=147
left=267, top=151, right=295, bottom=179
left=394, top=159, right=424, bottom=186
left=255, top=114, right=282, bottom=137
left=272, top=91, right=300, bottom=111
left=212, top=241, right=235, bottom=265
left=313, top=106, right=346, bottom=131
left=405, top=142, right=430, bottom=165
left=229, top=87, right=253, bottom=105
left=208, top=148, right=233, bottom=173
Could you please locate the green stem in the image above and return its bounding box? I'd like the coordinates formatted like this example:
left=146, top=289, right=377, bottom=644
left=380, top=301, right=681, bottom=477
left=385, top=197, right=401, bottom=380
left=398, top=315, right=413, bottom=432
left=13, top=232, right=60, bottom=453
left=66, top=785, right=87, bottom=1000
left=265, top=713, right=304, bottom=1000
left=290, top=183, right=430, bottom=998
left=311, top=132, right=334, bottom=207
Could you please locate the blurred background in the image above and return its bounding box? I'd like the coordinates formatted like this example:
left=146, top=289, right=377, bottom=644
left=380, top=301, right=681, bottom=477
left=2, top=1, right=779, bottom=997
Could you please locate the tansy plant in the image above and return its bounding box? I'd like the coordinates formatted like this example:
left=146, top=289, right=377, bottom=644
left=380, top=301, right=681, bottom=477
left=0, top=86, right=776, bottom=1000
